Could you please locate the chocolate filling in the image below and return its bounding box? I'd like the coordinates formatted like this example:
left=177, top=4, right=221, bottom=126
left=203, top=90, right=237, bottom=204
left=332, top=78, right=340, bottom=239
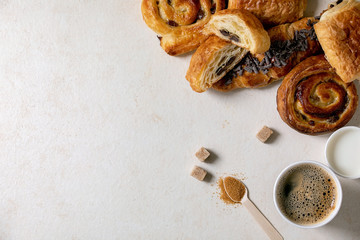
left=220, top=29, right=230, bottom=37
left=330, top=0, right=343, bottom=8
left=229, top=35, right=240, bottom=42
left=220, top=30, right=240, bottom=42
left=226, top=56, right=236, bottom=66
left=216, top=57, right=236, bottom=76
left=216, top=66, right=226, bottom=75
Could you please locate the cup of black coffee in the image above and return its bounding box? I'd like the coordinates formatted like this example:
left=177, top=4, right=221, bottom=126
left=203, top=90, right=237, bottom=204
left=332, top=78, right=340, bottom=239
left=273, top=161, right=342, bottom=228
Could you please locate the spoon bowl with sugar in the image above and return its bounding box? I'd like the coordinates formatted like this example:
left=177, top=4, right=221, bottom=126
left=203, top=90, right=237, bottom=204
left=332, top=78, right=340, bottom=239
left=223, top=176, right=283, bottom=240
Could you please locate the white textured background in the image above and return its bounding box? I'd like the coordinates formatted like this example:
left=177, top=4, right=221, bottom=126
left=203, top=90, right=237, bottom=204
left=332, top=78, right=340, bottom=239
left=0, top=1, right=359, bottom=239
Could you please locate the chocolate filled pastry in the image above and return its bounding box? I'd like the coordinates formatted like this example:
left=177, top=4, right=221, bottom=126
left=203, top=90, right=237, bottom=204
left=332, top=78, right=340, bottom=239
left=141, top=0, right=226, bottom=56
left=228, top=0, right=307, bottom=27
left=205, top=9, right=270, bottom=54
left=314, top=0, right=360, bottom=83
left=186, top=36, right=248, bottom=93
left=213, top=17, right=321, bottom=92
left=277, top=55, right=358, bottom=135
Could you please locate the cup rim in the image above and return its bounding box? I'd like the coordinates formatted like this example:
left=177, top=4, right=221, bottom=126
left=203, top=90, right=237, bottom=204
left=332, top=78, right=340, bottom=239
left=273, top=160, right=343, bottom=228
left=325, top=126, right=360, bottom=179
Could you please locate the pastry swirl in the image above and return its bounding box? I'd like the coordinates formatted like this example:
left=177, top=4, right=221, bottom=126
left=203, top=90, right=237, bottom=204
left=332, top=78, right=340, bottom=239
left=277, top=55, right=358, bottom=135
left=141, top=0, right=226, bottom=56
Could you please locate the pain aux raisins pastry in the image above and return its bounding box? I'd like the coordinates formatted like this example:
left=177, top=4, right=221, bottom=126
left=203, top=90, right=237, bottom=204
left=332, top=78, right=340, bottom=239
left=314, top=0, right=360, bottom=83
left=141, top=0, right=226, bottom=56
left=213, top=17, right=321, bottom=91
left=228, top=0, right=307, bottom=27
left=205, top=9, right=270, bottom=54
left=276, top=55, right=358, bottom=135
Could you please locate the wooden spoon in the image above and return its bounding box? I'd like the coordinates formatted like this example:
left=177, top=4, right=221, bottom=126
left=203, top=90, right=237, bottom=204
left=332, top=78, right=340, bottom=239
left=223, top=176, right=283, bottom=240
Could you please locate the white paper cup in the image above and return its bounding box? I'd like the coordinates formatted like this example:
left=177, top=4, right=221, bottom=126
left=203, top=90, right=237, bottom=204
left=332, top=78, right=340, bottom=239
left=325, top=126, right=360, bottom=179
left=273, top=161, right=342, bottom=228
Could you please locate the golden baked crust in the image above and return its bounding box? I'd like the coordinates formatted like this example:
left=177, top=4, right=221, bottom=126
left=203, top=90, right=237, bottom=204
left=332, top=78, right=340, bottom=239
left=213, top=17, right=321, bottom=92
left=186, top=36, right=248, bottom=93
left=205, top=9, right=270, bottom=54
left=141, top=0, right=226, bottom=56
left=228, top=0, right=307, bottom=27
left=314, top=0, right=360, bottom=83
left=277, top=55, right=358, bottom=135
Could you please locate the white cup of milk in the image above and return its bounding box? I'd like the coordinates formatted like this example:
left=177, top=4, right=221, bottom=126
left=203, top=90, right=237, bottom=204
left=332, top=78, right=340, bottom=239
left=325, top=126, right=360, bottom=179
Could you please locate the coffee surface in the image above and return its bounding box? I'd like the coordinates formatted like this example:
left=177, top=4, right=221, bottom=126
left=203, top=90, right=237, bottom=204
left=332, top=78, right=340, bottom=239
left=276, top=164, right=337, bottom=225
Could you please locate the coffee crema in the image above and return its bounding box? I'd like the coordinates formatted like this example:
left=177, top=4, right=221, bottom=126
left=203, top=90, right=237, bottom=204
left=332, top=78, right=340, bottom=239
left=276, top=164, right=337, bottom=225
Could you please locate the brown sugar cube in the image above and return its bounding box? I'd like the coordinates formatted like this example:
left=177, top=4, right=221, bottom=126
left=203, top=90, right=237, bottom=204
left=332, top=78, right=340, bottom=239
left=195, top=147, right=210, bottom=162
left=190, top=166, right=207, bottom=181
left=256, top=126, right=273, bottom=143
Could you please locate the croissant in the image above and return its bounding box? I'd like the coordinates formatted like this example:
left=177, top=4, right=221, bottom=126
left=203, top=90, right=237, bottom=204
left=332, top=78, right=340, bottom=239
left=213, top=17, right=321, bottom=92
left=228, top=0, right=307, bottom=27
left=205, top=9, right=270, bottom=54
left=141, top=0, right=226, bottom=56
left=314, top=0, right=360, bottom=83
left=276, top=55, right=358, bottom=135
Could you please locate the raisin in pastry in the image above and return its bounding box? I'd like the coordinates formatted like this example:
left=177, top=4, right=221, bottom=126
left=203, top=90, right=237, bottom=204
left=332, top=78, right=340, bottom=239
left=277, top=55, right=358, bottom=135
left=141, top=0, right=227, bottom=56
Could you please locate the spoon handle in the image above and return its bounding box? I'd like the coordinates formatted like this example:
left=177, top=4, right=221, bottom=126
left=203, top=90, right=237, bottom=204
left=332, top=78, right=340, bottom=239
left=243, top=199, right=283, bottom=240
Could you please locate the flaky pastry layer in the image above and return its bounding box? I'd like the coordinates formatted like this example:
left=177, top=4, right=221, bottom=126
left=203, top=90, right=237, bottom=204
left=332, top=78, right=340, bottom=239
left=314, top=0, right=360, bottom=83
left=228, top=0, right=307, bottom=27
left=186, top=36, right=248, bottom=93
left=206, top=9, right=270, bottom=54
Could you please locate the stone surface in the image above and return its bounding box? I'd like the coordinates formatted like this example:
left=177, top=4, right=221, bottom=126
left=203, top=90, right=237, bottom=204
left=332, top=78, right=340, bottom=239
left=0, top=1, right=359, bottom=240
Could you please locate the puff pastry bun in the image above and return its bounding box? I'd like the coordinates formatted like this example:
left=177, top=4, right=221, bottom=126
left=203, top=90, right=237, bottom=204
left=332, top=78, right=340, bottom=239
left=277, top=55, right=358, bottom=135
left=205, top=9, right=270, bottom=54
left=186, top=36, right=248, bottom=92
left=228, top=0, right=307, bottom=26
left=141, top=0, right=226, bottom=56
left=314, top=0, right=360, bottom=83
left=213, top=17, right=321, bottom=92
